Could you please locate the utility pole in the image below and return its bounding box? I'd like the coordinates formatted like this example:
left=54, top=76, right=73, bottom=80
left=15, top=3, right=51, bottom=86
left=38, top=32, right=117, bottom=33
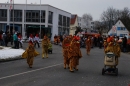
left=40, top=0, right=41, bottom=38
left=25, top=0, right=27, bottom=38
left=13, top=0, right=14, bottom=33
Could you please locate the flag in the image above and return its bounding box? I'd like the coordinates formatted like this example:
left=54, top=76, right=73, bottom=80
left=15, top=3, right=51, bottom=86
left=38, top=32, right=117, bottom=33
left=9, top=0, right=13, bottom=11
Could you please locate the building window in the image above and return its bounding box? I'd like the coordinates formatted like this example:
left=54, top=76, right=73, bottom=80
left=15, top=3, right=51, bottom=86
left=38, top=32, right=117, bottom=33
left=41, top=11, right=46, bottom=23
left=91, top=22, right=94, bottom=24
left=0, top=9, right=7, bottom=21
left=26, top=10, right=45, bottom=23
left=58, top=14, right=62, bottom=26
left=10, top=10, right=22, bottom=22
left=63, top=16, right=66, bottom=26
left=48, top=11, right=53, bottom=24
left=67, top=17, right=70, bottom=27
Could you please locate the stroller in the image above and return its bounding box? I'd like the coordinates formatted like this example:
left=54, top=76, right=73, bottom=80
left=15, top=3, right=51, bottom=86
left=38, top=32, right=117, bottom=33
left=102, top=52, right=118, bottom=76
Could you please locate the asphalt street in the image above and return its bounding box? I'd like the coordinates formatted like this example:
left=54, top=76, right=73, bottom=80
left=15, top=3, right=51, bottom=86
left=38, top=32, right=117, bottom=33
left=0, top=43, right=130, bottom=86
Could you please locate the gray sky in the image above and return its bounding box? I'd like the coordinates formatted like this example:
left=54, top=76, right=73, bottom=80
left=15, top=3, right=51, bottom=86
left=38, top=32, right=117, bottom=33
left=0, top=0, right=130, bottom=20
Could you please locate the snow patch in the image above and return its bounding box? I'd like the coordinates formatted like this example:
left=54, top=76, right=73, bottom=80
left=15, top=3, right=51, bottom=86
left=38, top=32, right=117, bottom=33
left=0, top=46, right=25, bottom=61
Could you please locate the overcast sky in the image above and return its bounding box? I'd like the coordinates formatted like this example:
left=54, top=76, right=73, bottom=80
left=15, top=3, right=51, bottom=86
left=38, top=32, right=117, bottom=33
left=0, top=0, right=130, bottom=20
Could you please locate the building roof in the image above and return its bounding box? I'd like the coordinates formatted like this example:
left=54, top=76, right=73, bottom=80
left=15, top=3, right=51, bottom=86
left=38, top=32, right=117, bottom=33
left=0, top=3, right=71, bottom=14
left=71, top=14, right=77, bottom=24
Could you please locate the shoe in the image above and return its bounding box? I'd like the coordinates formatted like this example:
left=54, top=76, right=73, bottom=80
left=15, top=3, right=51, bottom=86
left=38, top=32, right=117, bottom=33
left=70, top=70, right=74, bottom=72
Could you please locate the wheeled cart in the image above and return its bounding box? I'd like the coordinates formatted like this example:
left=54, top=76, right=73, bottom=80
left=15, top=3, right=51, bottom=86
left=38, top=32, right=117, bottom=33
left=102, top=52, right=118, bottom=76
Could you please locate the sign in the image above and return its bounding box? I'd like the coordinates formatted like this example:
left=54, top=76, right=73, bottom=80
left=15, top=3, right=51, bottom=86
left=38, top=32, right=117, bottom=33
left=112, top=25, right=117, bottom=33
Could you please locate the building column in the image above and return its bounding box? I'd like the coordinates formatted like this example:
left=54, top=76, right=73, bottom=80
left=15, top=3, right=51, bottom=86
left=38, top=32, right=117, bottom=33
left=45, top=10, right=48, bottom=27
left=7, top=8, right=10, bottom=25
left=22, top=9, right=25, bottom=39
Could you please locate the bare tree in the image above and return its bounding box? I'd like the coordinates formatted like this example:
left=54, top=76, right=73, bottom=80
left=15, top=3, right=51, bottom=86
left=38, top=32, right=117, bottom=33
left=100, top=7, right=120, bottom=32
left=94, top=21, right=107, bottom=35
left=120, top=7, right=130, bottom=31
left=82, top=13, right=93, bottom=29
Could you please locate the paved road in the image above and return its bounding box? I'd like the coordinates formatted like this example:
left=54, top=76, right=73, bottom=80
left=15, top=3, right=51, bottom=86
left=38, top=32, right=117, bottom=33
left=0, top=43, right=130, bottom=86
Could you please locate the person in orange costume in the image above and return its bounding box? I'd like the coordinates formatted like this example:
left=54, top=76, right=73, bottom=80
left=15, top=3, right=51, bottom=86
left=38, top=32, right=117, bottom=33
left=68, top=36, right=82, bottom=72
left=103, top=39, right=108, bottom=51
left=86, top=36, right=92, bottom=55
left=105, top=40, right=121, bottom=66
left=62, top=36, right=71, bottom=69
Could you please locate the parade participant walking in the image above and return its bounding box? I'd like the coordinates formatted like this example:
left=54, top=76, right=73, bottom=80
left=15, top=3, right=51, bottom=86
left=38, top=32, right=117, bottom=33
left=86, top=36, right=92, bottom=55
left=105, top=40, right=121, bottom=66
left=42, top=35, right=49, bottom=59
left=68, top=36, right=82, bottom=72
left=22, top=41, right=39, bottom=68
left=29, top=34, right=34, bottom=44
left=62, top=36, right=71, bottom=69
left=103, top=39, right=108, bottom=51
left=18, top=33, right=23, bottom=48
left=13, top=32, right=18, bottom=49
left=34, top=34, right=40, bottom=48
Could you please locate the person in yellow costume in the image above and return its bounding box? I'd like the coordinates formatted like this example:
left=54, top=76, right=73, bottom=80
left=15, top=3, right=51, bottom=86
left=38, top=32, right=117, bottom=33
left=22, top=41, right=39, bottom=68
left=105, top=39, right=121, bottom=66
left=62, top=36, right=71, bottom=69
left=68, top=36, right=82, bottom=72
left=42, top=35, right=49, bottom=58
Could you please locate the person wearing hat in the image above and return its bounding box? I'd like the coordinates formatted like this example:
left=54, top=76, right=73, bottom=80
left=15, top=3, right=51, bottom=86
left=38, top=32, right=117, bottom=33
left=62, top=36, right=71, bottom=69
left=105, top=40, right=121, bottom=66
left=68, top=36, right=82, bottom=72
left=42, top=35, right=49, bottom=58
left=34, top=34, right=40, bottom=48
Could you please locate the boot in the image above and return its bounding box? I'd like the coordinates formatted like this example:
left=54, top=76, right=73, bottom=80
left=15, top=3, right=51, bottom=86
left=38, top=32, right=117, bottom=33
left=46, top=53, right=48, bottom=58
left=42, top=54, right=44, bottom=59
left=64, top=64, right=66, bottom=69
left=75, top=66, right=78, bottom=71
left=88, top=51, right=90, bottom=55
left=69, top=65, right=74, bottom=72
left=87, top=51, right=89, bottom=55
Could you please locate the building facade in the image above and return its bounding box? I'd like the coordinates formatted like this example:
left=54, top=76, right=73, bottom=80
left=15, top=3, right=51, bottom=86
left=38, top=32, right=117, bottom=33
left=0, top=3, right=71, bottom=40
left=77, top=16, right=87, bottom=29
left=108, top=20, right=129, bottom=38
left=69, top=14, right=78, bottom=35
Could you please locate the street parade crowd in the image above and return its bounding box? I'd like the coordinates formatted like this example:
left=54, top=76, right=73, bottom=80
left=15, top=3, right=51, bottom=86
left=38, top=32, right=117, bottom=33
left=0, top=30, right=130, bottom=72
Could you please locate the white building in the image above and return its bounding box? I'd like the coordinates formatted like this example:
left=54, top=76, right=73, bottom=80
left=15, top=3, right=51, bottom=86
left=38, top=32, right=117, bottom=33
left=0, top=3, right=71, bottom=40
left=77, top=16, right=87, bottom=29
left=108, top=20, right=129, bottom=38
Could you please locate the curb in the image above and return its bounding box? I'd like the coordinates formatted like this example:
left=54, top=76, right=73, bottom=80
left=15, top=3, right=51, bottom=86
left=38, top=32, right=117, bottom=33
left=0, top=55, right=23, bottom=62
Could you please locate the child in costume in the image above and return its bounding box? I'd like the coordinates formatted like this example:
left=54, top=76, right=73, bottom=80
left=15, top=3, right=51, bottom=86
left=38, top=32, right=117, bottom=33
left=22, top=41, right=39, bottom=68
left=48, top=42, right=52, bottom=53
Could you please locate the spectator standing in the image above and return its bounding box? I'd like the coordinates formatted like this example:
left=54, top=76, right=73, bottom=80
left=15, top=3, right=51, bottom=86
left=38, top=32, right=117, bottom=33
left=13, top=32, right=18, bottom=49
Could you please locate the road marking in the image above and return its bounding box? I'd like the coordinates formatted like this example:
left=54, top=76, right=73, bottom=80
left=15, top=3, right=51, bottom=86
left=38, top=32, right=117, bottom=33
left=0, top=63, right=63, bottom=80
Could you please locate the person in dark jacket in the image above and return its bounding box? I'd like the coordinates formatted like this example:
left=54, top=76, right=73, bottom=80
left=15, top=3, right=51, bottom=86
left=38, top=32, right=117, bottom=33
left=98, top=36, right=103, bottom=49
left=122, top=36, right=127, bottom=52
